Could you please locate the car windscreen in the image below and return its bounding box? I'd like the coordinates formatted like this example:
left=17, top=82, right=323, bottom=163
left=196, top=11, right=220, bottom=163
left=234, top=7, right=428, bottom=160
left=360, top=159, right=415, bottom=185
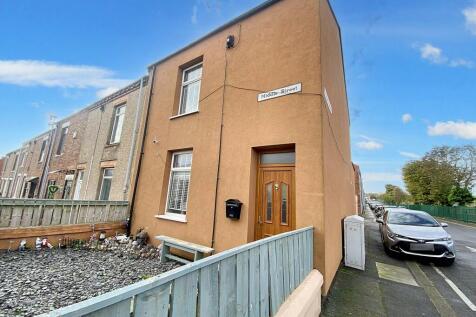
left=387, top=212, right=439, bottom=227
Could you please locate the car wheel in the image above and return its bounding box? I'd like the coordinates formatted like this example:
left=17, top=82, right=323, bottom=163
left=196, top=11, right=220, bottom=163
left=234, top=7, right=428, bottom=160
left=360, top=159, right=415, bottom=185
left=383, top=242, right=392, bottom=256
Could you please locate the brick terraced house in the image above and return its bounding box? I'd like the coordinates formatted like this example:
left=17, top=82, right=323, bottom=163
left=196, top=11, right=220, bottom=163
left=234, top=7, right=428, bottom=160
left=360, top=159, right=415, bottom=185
left=0, top=77, right=148, bottom=202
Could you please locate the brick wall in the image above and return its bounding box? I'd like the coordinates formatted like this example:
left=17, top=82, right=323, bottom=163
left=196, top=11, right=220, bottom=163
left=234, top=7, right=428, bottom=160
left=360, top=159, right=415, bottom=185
left=47, top=111, right=88, bottom=199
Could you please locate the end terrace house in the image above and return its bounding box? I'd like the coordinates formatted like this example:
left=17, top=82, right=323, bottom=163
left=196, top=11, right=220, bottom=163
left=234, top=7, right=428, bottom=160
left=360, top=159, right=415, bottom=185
left=133, top=0, right=355, bottom=293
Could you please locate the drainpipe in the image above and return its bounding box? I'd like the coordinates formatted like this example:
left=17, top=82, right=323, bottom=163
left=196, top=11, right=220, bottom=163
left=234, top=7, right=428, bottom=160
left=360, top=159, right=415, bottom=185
left=122, top=77, right=145, bottom=201
left=84, top=105, right=105, bottom=200
left=128, top=67, right=156, bottom=236
left=39, top=126, right=57, bottom=198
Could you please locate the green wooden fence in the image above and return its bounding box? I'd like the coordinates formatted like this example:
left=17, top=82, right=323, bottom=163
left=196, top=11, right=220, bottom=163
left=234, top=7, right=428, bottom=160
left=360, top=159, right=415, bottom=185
left=404, top=204, right=476, bottom=223
left=41, top=227, right=314, bottom=317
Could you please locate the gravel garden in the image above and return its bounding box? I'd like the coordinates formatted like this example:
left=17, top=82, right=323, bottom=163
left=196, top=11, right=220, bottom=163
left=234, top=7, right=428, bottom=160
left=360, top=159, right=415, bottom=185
left=0, top=241, right=181, bottom=317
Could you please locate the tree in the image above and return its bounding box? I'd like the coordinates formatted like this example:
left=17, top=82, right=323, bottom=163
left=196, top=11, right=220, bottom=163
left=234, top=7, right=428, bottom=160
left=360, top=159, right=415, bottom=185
left=379, top=184, right=410, bottom=205
left=402, top=158, right=458, bottom=205
left=424, top=145, right=476, bottom=190
left=448, top=186, right=474, bottom=206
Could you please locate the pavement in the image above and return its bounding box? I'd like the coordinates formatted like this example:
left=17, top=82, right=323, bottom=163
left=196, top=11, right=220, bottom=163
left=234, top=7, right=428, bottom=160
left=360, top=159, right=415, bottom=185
left=322, top=208, right=476, bottom=317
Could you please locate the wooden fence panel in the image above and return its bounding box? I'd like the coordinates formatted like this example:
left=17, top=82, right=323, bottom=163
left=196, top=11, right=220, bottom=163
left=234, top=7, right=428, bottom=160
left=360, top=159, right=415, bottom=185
left=171, top=271, right=199, bottom=317
left=20, top=206, right=34, bottom=227
left=237, top=251, right=249, bottom=317
left=248, top=247, right=260, bottom=317
left=259, top=243, right=270, bottom=317
left=134, top=283, right=171, bottom=317
left=0, top=199, right=129, bottom=228
left=0, top=206, right=12, bottom=227
left=219, top=256, right=237, bottom=317
left=41, top=227, right=314, bottom=317
left=85, top=299, right=131, bottom=317
left=10, top=206, right=23, bottom=227
left=199, top=263, right=219, bottom=317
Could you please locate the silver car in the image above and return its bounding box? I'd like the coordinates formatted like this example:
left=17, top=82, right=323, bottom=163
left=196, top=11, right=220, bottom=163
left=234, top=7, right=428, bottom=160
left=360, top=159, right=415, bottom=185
left=377, top=208, right=455, bottom=265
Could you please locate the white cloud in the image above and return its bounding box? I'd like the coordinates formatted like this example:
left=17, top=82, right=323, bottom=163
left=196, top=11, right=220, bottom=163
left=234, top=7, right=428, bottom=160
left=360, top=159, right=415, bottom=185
left=357, top=140, right=383, bottom=150
left=428, top=121, right=476, bottom=139
left=363, top=172, right=402, bottom=182
left=399, top=151, right=420, bottom=159
left=415, top=43, right=474, bottom=69
left=463, top=4, right=476, bottom=35
left=402, top=113, right=412, bottom=123
left=0, top=59, right=130, bottom=95
left=449, top=58, right=475, bottom=68
left=191, top=5, right=198, bottom=24
left=419, top=43, right=447, bottom=64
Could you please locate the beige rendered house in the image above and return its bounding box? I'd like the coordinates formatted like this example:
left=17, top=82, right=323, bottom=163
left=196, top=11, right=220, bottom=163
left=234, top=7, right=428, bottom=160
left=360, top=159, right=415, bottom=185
left=130, top=0, right=355, bottom=293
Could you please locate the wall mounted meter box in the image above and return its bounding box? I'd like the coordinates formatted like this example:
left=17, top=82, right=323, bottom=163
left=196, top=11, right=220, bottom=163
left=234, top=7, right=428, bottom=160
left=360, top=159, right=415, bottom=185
left=344, top=215, right=365, bottom=270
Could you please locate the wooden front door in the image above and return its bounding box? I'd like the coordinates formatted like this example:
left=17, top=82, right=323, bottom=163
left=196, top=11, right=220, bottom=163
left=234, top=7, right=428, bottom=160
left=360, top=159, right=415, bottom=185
left=255, top=166, right=295, bottom=239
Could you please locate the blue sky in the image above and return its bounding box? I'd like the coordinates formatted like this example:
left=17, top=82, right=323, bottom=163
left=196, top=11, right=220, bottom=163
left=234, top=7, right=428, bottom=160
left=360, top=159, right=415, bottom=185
left=0, top=0, right=475, bottom=193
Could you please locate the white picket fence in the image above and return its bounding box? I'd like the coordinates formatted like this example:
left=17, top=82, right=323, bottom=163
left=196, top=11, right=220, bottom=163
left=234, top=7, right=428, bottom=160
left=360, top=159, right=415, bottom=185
left=42, top=227, right=314, bottom=317
left=0, top=199, right=129, bottom=227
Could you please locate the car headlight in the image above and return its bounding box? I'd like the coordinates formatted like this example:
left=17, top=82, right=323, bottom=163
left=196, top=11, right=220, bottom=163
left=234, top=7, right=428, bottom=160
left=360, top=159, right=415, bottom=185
left=433, top=236, right=451, bottom=242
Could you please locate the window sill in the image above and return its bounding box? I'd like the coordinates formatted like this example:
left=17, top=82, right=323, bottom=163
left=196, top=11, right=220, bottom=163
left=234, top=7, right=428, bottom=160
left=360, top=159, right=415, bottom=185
left=170, top=111, right=199, bottom=120
left=105, top=143, right=120, bottom=148
left=156, top=213, right=187, bottom=223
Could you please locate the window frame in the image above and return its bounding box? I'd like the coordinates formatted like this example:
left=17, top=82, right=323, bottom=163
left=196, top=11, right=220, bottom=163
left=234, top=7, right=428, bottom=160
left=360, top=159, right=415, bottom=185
left=98, top=168, right=114, bottom=201
left=109, top=104, right=127, bottom=145
left=164, top=151, right=193, bottom=219
left=56, top=126, right=69, bottom=155
left=178, top=62, right=203, bottom=115
left=39, top=140, right=47, bottom=163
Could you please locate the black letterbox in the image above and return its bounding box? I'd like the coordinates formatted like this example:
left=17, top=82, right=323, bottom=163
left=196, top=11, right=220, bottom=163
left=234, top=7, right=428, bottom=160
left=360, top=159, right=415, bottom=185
left=225, top=199, right=242, bottom=220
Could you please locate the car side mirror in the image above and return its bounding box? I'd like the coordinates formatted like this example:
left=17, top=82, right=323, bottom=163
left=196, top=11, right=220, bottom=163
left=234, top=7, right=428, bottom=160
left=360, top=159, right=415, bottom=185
left=376, top=218, right=383, bottom=224
left=441, top=222, right=448, bottom=228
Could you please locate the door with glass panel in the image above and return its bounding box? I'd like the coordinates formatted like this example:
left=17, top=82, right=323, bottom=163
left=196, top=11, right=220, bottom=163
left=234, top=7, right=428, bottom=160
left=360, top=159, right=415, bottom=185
left=256, top=152, right=295, bottom=239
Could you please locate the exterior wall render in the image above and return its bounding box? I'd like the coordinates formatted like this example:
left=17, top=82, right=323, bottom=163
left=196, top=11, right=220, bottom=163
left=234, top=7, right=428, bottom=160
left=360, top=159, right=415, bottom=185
left=319, top=0, right=355, bottom=293
left=131, top=0, right=352, bottom=294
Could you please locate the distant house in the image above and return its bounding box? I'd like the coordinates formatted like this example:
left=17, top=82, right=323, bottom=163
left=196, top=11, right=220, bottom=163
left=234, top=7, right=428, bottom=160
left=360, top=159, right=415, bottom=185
left=353, top=163, right=365, bottom=214
left=76, top=77, right=149, bottom=201
left=0, top=78, right=148, bottom=202
left=130, top=0, right=355, bottom=294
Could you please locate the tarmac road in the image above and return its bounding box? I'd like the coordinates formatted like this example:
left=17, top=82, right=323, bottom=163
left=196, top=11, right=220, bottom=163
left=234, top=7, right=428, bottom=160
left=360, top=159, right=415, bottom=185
left=322, top=209, right=476, bottom=317
left=416, top=219, right=476, bottom=316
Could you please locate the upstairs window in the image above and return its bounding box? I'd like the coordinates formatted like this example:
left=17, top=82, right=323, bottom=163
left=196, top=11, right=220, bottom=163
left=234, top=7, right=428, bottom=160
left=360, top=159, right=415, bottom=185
left=166, top=152, right=192, bottom=215
left=39, top=140, right=47, bottom=163
left=56, top=126, right=69, bottom=155
left=110, top=104, right=126, bottom=144
left=179, top=63, right=202, bottom=115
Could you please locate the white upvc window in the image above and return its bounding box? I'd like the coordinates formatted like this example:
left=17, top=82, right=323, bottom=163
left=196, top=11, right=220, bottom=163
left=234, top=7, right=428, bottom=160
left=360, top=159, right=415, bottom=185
left=179, top=63, right=202, bottom=115
left=110, top=104, right=126, bottom=144
left=166, top=152, right=193, bottom=215
left=99, top=168, right=114, bottom=201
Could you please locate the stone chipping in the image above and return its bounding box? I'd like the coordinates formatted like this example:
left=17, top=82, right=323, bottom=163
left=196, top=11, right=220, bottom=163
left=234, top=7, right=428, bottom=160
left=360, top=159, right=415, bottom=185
left=0, top=244, right=180, bottom=317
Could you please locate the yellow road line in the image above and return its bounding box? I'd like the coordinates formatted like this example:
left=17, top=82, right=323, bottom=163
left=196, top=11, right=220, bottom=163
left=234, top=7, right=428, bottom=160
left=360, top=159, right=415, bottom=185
left=406, top=261, right=456, bottom=317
